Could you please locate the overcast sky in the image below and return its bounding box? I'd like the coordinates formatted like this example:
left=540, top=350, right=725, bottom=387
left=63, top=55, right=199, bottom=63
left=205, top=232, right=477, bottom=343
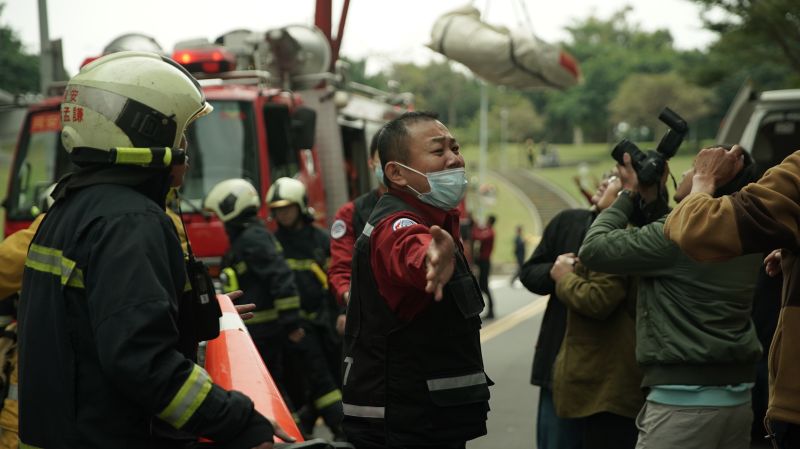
left=4, top=0, right=720, bottom=76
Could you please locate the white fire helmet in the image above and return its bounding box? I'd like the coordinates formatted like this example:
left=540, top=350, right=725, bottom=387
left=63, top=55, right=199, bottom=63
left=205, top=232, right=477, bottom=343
left=266, top=177, right=309, bottom=215
left=203, top=179, right=261, bottom=223
left=60, top=51, right=212, bottom=166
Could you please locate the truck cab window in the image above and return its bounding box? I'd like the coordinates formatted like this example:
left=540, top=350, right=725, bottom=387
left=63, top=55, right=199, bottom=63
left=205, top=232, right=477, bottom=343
left=182, top=100, right=259, bottom=208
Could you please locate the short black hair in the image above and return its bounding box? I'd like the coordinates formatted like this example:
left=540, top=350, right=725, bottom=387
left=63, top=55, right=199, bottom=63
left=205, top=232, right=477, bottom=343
left=369, top=129, right=381, bottom=158
left=378, top=111, right=440, bottom=176
left=488, top=215, right=497, bottom=225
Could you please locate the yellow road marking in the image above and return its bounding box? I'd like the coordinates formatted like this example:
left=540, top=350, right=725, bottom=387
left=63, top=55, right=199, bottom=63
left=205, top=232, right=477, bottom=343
left=480, top=296, right=549, bottom=343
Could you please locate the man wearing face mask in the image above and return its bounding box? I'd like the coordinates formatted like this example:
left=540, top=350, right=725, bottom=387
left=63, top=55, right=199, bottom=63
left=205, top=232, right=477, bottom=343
left=329, top=130, right=387, bottom=335
left=341, top=111, right=491, bottom=449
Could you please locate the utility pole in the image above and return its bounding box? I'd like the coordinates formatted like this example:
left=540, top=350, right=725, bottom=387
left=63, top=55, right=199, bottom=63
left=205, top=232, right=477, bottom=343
left=38, top=0, right=52, bottom=94
left=500, top=107, right=508, bottom=170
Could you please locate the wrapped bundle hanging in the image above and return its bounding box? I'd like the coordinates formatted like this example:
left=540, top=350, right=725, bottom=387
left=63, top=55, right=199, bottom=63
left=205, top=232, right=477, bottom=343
left=429, top=5, right=580, bottom=90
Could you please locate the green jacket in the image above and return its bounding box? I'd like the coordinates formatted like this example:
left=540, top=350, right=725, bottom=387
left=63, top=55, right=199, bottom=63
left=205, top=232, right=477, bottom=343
left=579, top=194, right=763, bottom=387
left=553, top=264, right=643, bottom=419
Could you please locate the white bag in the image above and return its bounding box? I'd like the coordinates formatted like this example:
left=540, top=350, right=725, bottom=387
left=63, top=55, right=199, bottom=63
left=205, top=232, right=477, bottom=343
left=429, top=5, right=580, bottom=90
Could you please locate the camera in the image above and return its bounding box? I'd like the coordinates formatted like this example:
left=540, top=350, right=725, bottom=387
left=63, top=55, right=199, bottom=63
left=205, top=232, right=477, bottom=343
left=611, top=107, right=689, bottom=186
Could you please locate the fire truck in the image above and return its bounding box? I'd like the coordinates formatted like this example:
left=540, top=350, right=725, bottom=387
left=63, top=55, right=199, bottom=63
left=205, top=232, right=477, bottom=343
left=3, top=14, right=412, bottom=272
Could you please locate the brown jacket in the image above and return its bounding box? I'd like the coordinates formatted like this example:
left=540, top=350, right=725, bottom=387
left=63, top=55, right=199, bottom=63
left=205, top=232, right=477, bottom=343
left=664, top=150, right=800, bottom=425
left=553, top=263, right=644, bottom=419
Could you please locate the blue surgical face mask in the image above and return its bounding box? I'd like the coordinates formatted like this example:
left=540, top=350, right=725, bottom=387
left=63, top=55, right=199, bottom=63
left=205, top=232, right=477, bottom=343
left=374, top=164, right=384, bottom=186
left=393, top=162, right=468, bottom=210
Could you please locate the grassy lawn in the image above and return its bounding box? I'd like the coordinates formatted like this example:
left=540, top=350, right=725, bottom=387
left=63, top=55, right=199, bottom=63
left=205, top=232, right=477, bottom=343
left=461, top=140, right=708, bottom=211
left=465, top=172, right=538, bottom=269
left=459, top=140, right=713, bottom=268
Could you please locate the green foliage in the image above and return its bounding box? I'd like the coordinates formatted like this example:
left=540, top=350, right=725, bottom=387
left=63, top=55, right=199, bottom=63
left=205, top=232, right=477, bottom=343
left=545, top=7, right=684, bottom=142
left=341, top=2, right=798, bottom=147
left=610, top=73, right=712, bottom=133
left=458, top=93, right=544, bottom=145
left=691, top=0, right=800, bottom=74
left=0, top=3, right=40, bottom=94
left=683, top=0, right=800, bottom=132
left=387, top=60, right=482, bottom=128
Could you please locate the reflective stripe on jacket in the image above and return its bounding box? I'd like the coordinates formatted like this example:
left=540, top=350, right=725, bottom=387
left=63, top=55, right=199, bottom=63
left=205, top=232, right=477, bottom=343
left=19, top=183, right=269, bottom=448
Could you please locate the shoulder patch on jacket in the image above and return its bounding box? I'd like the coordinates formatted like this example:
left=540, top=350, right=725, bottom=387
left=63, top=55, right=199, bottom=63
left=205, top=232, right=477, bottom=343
left=392, top=217, right=418, bottom=231
left=330, top=219, right=347, bottom=239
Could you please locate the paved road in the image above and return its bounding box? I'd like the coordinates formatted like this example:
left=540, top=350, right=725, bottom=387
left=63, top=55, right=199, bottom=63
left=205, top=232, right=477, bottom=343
left=469, top=277, right=545, bottom=449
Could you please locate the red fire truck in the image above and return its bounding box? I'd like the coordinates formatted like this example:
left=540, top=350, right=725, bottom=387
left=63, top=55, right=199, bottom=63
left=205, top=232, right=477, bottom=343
left=3, top=7, right=411, bottom=272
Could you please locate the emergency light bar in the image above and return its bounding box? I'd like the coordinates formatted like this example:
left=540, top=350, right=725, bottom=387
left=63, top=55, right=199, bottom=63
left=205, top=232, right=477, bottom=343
left=172, top=47, right=236, bottom=74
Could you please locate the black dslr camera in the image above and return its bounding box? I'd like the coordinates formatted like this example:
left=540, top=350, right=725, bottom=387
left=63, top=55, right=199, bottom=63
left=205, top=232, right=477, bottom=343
left=611, top=107, right=689, bottom=186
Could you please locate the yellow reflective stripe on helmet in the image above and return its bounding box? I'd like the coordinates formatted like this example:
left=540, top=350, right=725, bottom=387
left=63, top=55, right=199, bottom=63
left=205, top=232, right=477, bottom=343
left=285, top=259, right=328, bottom=290
left=157, top=364, right=212, bottom=429
left=25, top=244, right=85, bottom=288
left=162, top=147, right=173, bottom=166
left=247, top=308, right=279, bottom=325
left=115, top=147, right=153, bottom=165
left=221, top=267, right=239, bottom=294
left=314, top=388, right=342, bottom=410
left=275, top=295, right=300, bottom=311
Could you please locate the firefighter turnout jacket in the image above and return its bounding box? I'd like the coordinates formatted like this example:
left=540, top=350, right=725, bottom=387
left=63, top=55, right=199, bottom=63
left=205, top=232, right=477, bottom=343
left=18, top=178, right=273, bottom=448
left=274, top=225, right=333, bottom=320
left=342, top=191, right=491, bottom=446
left=221, top=217, right=301, bottom=334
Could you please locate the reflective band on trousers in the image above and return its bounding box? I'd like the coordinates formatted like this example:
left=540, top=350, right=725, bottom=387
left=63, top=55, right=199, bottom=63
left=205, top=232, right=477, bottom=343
left=299, top=310, right=318, bottom=321
left=314, top=389, right=342, bottom=410
left=426, top=372, right=487, bottom=391
left=25, top=244, right=85, bottom=288
left=247, top=308, right=279, bottom=325
left=343, top=403, right=385, bottom=419
left=157, top=364, right=212, bottom=429
left=274, top=295, right=300, bottom=311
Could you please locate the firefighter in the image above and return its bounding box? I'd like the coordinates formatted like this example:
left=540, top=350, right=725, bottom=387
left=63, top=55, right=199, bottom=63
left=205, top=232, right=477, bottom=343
left=328, top=131, right=386, bottom=333
left=342, top=111, right=491, bottom=448
left=203, top=178, right=304, bottom=397
left=18, top=51, right=290, bottom=448
left=0, top=186, right=55, bottom=449
left=267, top=177, right=345, bottom=439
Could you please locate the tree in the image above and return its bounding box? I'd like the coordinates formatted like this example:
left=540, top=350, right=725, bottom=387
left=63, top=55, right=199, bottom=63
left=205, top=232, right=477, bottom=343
left=0, top=2, right=40, bottom=94
left=543, top=7, right=684, bottom=142
left=678, top=1, right=800, bottom=139
left=609, top=73, right=712, bottom=136
left=387, top=60, right=481, bottom=128
left=691, top=0, right=800, bottom=74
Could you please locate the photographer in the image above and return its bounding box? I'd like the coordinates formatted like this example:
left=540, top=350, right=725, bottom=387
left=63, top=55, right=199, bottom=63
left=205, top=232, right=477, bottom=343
left=579, top=148, right=763, bottom=449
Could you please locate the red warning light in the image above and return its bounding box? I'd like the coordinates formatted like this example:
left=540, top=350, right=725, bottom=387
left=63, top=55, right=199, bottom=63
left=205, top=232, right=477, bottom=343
left=171, top=47, right=236, bottom=74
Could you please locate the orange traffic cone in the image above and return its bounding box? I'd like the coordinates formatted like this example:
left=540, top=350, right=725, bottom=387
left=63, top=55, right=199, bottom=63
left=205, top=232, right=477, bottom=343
left=205, top=293, right=304, bottom=443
